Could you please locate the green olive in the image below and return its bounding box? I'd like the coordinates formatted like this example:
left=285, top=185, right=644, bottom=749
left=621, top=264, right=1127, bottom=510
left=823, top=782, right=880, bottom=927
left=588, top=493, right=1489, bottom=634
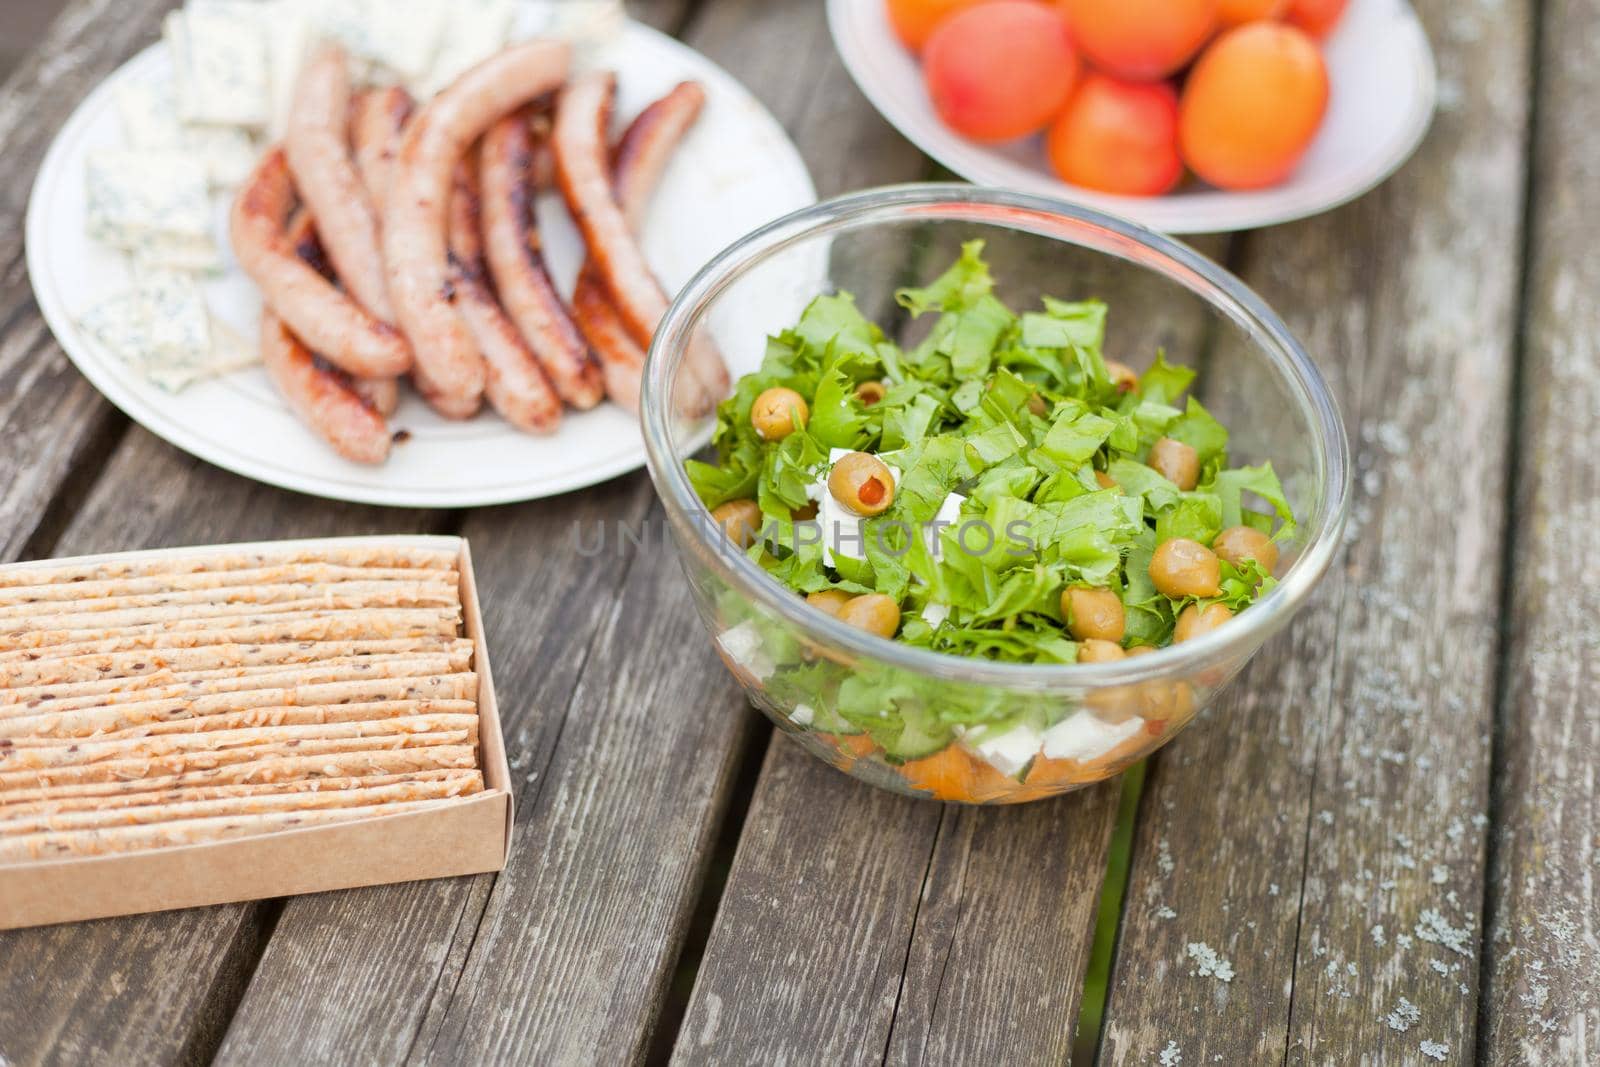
left=828, top=452, right=896, bottom=516
left=1148, top=437, right=1200, bottom=491
left=805, top=589, right=852, bottom=617
left=710, top=499, right=763, bottom=548
left=1062, top=586, right=1126, bottom=643
left=1149, top=538, right=1222, bottom=599
left=837, top=593, right=901, bottom=638
left=1174, top=601, right=1234, bottom=643
left=751, top=386, right=809, bottom=440
left=1105, top=359, right=1139, bottom=393
left=854, top=380, right=887, bottom=407
left=1077, top=638, right=1126, bottom=664
left=1213, top=525, right=1279, bottom=573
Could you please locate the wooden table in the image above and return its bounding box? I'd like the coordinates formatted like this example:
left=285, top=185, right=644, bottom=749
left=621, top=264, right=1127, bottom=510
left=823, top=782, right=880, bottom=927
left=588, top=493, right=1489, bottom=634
left=0, top=0, right=1592, bottom=1063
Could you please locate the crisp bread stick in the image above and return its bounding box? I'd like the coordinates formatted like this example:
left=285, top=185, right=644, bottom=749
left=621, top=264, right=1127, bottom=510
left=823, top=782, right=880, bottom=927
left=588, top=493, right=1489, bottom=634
left=2, top=653, right=473, bottom=710
left=0, top=607, right=460, bottom=652
left=0, top=638, right=473, bottom=687
left=0, top=545, right=459, bottom=588
left=0, top=614, right=461, bottom=662
left=0, top=673, right=479, bottom=736
left=0, top=798, right=468, bottom=863
left=0, top=580, right=458, bottom=620
left=0, top=731, right=477, bottom=791
left=0, top=747, right=480, bottom=801
left=1, top=593, right=459, bottom=633
left=0, top=774, right=484, bottom=836
left=0, top=714, right=481, bottom=770
left=0, top=768, right=483, bottom=819
left=0, top=566, right=459, bottom=606
left=82, top=698, right=478, bottom=740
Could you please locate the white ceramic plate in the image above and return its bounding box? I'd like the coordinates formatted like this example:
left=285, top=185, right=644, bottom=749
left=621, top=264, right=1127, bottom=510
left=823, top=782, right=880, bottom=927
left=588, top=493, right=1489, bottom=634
left=826, top=0, right=1435, bottom=234
left=27, top=17, right=816, bottom=507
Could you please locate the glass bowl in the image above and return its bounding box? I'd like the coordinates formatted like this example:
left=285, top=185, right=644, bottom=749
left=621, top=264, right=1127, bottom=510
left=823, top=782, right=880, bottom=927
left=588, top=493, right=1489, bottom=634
left=640, top=184, right=1349, bottom=804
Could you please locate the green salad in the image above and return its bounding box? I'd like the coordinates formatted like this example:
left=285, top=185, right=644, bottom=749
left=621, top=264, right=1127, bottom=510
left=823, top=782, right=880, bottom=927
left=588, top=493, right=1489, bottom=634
left=688, top=241, right=1295, bottom=670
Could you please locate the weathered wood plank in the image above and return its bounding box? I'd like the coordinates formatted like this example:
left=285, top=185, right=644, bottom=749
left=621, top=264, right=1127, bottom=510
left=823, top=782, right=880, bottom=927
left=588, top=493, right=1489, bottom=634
left=1483, top=0, right=1600, bottom=1058
left=0, top=0, right=178, bottom=561
left=212, top=474, right=659, bottom=1066
left=1099, top=0, right=1530, bottom=1062
left=0, top=429, right=448, bottom=1067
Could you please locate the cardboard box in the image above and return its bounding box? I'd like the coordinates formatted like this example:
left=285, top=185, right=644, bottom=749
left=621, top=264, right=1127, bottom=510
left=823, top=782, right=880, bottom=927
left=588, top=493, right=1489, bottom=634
left=0, top=535, right=513, bottom=929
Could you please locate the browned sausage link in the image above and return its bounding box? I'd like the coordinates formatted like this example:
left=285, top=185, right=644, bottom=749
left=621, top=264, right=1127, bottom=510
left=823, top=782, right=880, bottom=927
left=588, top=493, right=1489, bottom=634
left=286, top=209, right=399, bottom=417
left=284, top=44, right=393, bottom=322
left=571, top=264, right=646, bottom=412
left=480, top=109, right=602, bottom=409
left=351, top=85, right=415, bottom=211
left=612, top=81, right=706, bottom=231
left=447, top=161, right=563, bottom=434
left=385, top=39, right=572, bottom=417
left=260, top=310, right=392, bottom=465
left=571, top=81, right=706, bottom=410
left=552, top=72, right=727, bottom=414
left=231, top=148, right=411, bottom=379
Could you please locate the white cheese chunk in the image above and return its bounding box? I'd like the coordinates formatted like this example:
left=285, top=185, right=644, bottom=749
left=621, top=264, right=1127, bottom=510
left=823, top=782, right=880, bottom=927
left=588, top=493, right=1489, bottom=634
left=716, top=620, right=775, bottom=683
left=171, top=6, right=272, bottom=127
left=130, top=232, right=224, bottom=274
left=117, top=77, right=256, bottom=189
left=78, top=270, right=214, bottom=392
left=919, top=601, right=951, bottom=628
left=790, top=703, right=816, bottom=727
left=366, top=0, right=448, bottom=83
left=86, top=150, right=212, bottom=249
left=420, top=0, right=516, bottom=96
left=205, top=312, right=261, bottom=376
left=1041, top=712, right=1143, bottom=763
left=959, top=722, right=1044, bottom=778
left=926, top=491, right=966, bottom=561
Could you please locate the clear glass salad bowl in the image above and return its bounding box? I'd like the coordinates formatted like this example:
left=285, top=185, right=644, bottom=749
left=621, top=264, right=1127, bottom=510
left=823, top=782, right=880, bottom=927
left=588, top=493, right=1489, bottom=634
left=640, top=185, right=1349, bottom=804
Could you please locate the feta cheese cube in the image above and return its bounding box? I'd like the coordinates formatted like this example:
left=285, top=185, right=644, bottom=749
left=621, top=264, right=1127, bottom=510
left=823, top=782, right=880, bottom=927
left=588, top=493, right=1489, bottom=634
left=170, top=6, right=272, bottom=127
left=1041, top=712, right=1143, bottom=762
left=78, top=270, right=214, bottom=392
left=959, top=721, right=1044, bottom=777
left=716, top=620, right=775, bottom=682
left=86, top=150, right=212, bottom=248
left=790, top=704, right=816, bottom=727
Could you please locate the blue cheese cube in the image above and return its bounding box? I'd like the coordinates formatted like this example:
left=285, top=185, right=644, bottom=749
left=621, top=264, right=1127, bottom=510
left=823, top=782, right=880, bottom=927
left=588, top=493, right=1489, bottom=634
left=86, top=150, right=213, bottom=252
left=168, top=6, right=272, bottom=127
left=420, top=0, right=515, bottom=96
left=78, top=270, right=213, bottom=392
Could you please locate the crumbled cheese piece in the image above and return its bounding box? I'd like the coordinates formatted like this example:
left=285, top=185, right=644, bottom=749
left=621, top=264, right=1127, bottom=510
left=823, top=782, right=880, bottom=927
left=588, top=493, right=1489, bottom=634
left=421, top=1, right=516, bottom=94
left=78, top=271, right=219, bottom=392
left=86, top=150, right=212, bottom=250
left=920, top=601, right=950, bottom=628
left=1041, top=711, right=1141, bottom=762
left=716, top=621, right=774, bottom=682
left=926, top=492, right=965, bottom=560
left=789, top=703, right=815, bottom=727
left=1185, top=942, right=1234, bottom=982
left=116, top=75, right=255, bottom=186
left=169, top=6, right=272, bottom=127
left=958, top=721, right=1042, bottom=777
left=366, top=0, right=448, bottom=82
